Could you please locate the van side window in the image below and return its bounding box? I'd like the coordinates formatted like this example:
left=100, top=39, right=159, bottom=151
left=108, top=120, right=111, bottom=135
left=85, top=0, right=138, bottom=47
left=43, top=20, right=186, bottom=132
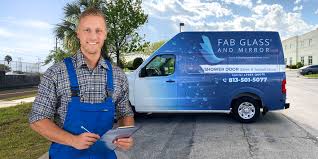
left=144, top=55, right=175, bottom=77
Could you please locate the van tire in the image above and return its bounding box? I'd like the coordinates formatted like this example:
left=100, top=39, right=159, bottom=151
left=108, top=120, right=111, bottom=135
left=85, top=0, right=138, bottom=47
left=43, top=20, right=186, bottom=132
left=232, top=97, right=260, bottom=123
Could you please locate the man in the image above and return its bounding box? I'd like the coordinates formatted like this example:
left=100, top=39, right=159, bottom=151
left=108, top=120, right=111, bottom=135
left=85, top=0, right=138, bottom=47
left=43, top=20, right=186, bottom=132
left=29, top=8, right=134, bottom=159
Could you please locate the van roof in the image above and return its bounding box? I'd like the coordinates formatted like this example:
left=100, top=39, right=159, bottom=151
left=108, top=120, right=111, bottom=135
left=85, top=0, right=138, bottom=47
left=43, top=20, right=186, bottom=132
left=155, top=31, right=282, bottom=54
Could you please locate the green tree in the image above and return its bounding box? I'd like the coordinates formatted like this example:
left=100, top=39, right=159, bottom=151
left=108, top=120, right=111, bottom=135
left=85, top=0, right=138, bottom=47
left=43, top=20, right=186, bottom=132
left=50, top=0, right=148, bottom=68
left=44, top=47, right=72, bottom=65
left=0, top=64, right=11, bottom=73
left=143, top=40, right=166, bottom=55
left=105, top=0, right=148, bottom=67
left=4, top=55, right=12, bottom=64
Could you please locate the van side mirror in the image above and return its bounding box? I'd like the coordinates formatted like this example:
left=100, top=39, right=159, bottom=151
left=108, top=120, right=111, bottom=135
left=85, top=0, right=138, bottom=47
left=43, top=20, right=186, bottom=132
left=139, top=67, right=147, bottom=77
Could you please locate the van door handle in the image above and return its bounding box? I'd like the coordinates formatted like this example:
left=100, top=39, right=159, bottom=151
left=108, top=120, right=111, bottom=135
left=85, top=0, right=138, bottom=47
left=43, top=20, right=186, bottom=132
left=166, top=80, right=175, bottom=83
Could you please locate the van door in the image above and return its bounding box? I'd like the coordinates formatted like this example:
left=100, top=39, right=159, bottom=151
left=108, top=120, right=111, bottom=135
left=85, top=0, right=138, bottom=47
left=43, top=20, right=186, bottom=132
left=177, top=54, right=220, bottom=111
left=134, top=54, right=177, bottom=111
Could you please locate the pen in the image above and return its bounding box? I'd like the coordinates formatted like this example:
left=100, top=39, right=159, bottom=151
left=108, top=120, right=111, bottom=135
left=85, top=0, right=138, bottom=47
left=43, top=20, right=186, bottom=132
left=80, top=126, right=91, bottom=133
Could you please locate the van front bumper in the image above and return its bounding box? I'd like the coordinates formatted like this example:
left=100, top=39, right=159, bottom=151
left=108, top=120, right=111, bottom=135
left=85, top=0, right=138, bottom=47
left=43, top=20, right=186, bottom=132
left=285, top=103, right=290, bottom=109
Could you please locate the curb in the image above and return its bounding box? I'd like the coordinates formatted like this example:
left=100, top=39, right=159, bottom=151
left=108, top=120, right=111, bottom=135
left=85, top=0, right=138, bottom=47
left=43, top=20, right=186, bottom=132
left=0, top=97, right=35, bottom=108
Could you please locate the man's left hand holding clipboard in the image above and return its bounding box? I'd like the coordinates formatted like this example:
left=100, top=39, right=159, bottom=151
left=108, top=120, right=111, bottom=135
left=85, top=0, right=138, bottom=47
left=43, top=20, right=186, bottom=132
left=82, top=125, right=141, bottom=151
left=102, top=126, right=141, bottom=150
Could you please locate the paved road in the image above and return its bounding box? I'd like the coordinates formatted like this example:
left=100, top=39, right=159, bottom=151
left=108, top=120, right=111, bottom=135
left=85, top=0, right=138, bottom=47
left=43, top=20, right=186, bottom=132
left=0, top=87, right=37, bottom=100
left=116, top=70, right=318, bottom=159
left=283, top=69, right=318, bottom=136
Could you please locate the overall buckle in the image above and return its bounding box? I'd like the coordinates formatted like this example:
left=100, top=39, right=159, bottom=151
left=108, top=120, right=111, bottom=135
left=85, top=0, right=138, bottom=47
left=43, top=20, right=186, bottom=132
left=71, top=87, right=80, bottom=97
left=106, top=90, right=113, bottom=97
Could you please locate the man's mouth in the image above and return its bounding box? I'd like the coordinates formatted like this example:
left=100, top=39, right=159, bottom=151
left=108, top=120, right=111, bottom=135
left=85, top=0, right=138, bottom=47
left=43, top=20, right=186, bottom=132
left=88, top=42, right=97, bottom=45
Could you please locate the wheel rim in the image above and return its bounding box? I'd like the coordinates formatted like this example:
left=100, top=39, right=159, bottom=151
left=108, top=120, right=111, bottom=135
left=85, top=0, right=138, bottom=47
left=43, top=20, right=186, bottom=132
left=238, top=102, right=255, bottom=119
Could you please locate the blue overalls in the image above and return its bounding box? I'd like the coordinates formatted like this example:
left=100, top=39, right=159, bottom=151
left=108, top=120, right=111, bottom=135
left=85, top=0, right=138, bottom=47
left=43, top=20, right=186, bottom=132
left=49, top=57, right=117, bottom=159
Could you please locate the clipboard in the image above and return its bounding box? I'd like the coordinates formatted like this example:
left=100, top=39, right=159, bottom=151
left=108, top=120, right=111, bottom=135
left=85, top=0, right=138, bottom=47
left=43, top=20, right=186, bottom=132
left=100, top=125, right=141, bottom=150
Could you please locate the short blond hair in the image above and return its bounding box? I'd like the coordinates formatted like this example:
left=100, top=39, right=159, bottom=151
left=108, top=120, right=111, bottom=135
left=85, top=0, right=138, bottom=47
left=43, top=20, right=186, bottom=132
left=78, top=8, right=107, bottom=30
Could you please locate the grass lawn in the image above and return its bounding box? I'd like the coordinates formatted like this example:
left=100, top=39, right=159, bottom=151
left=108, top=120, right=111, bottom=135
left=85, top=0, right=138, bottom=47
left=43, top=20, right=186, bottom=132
left=0, top=103, right=50, bottom=159
left=304, top=74, right=318, bottom=78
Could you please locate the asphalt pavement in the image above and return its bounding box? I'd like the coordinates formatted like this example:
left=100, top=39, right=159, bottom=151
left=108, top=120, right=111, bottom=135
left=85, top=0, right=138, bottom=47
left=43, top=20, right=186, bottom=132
left=282, top=69, right=318, bottom=137
left=117, top=69, right=318, bottom=159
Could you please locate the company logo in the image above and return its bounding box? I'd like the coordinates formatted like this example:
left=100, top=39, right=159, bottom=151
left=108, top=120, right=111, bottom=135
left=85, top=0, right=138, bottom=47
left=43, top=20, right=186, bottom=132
left=216, top=38, right=272, bottom=53
left=200, top=35, right=224, bottom=64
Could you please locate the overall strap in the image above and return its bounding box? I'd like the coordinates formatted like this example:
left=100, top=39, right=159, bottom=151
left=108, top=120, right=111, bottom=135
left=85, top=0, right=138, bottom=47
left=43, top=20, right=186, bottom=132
left=105, top=60, right=114, bottom=97
left=64, top=58, right=80, bottom=97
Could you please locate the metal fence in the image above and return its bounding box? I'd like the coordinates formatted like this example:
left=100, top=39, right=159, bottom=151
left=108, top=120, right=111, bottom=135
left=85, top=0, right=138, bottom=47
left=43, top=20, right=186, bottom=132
left=0, top=60, right=40, bottom=73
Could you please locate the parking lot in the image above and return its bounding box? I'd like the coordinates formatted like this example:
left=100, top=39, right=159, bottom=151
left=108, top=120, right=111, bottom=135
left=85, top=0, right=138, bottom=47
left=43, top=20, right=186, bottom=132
left=283, top=69, right=318, bottom=137
left=116, top=70, right=318, bottom=159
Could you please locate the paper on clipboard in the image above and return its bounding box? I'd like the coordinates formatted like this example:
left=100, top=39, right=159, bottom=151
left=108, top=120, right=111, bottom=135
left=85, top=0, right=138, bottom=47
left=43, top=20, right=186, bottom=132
left=100, top=125, right=141, bottom=150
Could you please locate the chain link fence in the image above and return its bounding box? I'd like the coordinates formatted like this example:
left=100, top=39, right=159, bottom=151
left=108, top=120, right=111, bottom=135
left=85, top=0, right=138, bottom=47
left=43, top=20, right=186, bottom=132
left=0, top=60, right=40, bottom=73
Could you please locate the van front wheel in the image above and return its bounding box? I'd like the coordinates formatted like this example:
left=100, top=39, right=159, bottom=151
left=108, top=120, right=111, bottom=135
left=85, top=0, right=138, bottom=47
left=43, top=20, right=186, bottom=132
left=232, top=97, right=260, bottom=123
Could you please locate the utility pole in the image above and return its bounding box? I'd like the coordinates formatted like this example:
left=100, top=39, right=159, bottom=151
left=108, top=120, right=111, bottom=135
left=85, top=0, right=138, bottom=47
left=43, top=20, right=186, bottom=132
left=179, top=23, right=184, bottom=32
left=295, top=36, right=299, bottom=64
left=18, top=57, right=22, bottom=72
left=37, top=57, right=41, bottom=73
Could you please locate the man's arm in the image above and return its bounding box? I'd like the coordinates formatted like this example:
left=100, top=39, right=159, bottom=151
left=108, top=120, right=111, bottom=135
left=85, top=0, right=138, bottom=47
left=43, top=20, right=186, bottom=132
left=30, top=119, right=100, bottom=150
left=115, top=67, right=135, bottom=126
left=117, top=116, right=135, bottom=126
left=113, top=68, right=135, bottom=150
left=30, top=119, right=74, bottom=146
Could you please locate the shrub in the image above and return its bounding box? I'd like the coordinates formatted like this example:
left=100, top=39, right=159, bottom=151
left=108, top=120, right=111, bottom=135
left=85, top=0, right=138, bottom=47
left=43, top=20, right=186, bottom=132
left=0, top=64, right=11, bottom=73
left=290, top=65, right=297, bottom=69
left=296, top=62, right=304, bottom=69
left=125, top=61, right=134, bottom=70
left=132, top=57, right=144, bottom=70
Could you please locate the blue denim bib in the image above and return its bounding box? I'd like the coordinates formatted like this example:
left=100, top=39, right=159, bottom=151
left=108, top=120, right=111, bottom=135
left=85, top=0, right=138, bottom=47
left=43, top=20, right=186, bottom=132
left=49, top=57, right=116, bottom=159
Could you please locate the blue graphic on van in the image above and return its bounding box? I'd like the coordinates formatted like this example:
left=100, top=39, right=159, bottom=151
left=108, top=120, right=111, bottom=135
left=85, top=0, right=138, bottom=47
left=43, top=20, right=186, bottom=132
left=127, top=31, right=290, bottom=123
left=200, top=35, right=224, bottom=64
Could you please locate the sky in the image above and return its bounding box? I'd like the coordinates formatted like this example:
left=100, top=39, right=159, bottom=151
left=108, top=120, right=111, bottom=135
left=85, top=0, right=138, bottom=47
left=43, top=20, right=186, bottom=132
left=0, top=0, right=318, bottom=71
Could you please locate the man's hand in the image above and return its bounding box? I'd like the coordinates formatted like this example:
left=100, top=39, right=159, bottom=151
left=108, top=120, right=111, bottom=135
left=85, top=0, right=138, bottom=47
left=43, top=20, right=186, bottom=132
left=115, top=116, right=135, bottom=150
left=70, top=133, right=100, bottom=150
left=113, top=137, right=134, bottom=151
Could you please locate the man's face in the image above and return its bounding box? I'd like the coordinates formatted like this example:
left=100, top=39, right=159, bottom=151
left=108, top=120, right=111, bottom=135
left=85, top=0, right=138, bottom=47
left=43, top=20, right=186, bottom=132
left=77, top=15, right=107, bottom=55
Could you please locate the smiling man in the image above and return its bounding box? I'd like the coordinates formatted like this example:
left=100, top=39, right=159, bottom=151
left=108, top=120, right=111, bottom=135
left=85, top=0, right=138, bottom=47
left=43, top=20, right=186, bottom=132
left=29, top=8, right=134, bottom=159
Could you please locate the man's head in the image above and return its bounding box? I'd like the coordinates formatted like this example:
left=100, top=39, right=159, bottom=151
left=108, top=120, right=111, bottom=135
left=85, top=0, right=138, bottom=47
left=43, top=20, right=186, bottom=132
left=76, top=8, right=107, bottom=56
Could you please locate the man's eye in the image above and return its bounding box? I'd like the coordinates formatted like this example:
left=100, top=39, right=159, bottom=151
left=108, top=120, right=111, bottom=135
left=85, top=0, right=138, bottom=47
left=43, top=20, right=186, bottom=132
left=84, top=29, right=90, bottom=32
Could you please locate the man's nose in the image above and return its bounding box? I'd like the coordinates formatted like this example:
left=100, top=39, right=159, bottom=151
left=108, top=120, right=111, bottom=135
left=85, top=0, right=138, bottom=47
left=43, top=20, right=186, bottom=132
left=90, top=31, right=98, bottom=40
